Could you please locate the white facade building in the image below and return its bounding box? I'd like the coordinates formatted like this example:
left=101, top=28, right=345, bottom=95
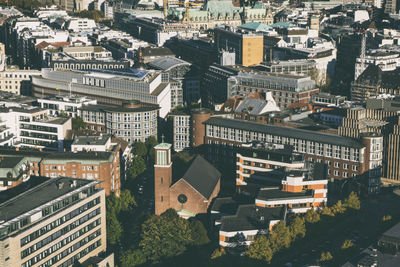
left=38, top=95, right=97, bottom=118
left=66, top=18, right=97, bottom=32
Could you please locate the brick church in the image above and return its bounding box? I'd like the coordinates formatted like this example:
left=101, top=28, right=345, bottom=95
left=154, top=143, right=221, bottom=218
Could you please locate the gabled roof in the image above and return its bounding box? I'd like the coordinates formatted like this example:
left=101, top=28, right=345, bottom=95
left=357, top=65, right=400, bottom=89
left=180, top=155, right=220, bottom=199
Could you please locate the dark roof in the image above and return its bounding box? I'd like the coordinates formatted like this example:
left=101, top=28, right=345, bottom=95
left=256, top=188, right=313, bottom=201
left=0, top=156, right=24, bottom=168
left=211, top=197, right=240, bottom=215
left=381, top=221, right=400, bottom=240
left=357, top=65, right=400, bottom=89
left=180, top=155, right=220, bottom=199
left=0, top=177, right=97, bottom=222
left=204, top=117, right=364, bottom=148
left=220, top=205, right=284, bottom=232
left=141, top=47, right=174, bottom=57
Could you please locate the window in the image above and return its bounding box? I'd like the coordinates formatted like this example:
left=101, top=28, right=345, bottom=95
left=161, top=177, right=163, bottom=184
left=352, top=165, right=358, bottom=171
left=334, top=170, right=340, bottom=176
left=82, top=166, right=85, bottom=171
left=334, top=146, right=341, bottom=159
left=161, top=196, right=163, bottom=202
left=343, top=164, right=348, bottom=169
left=326, top=145, right=332, bottom=157
left=343, top=172, right=348, bottom=178
left=334, top=162, right=340, bottom=168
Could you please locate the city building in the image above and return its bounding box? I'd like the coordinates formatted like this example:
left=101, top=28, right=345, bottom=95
left=167, top=112, right=190, bottom=152
left=0, top=176, right=107, bottom=267
left=203, top=117, right=383, bottom=193
left=354, top=50, right=400, bottom=80
left=351, top=65, right=400, bottom=101
left=0, top=146, right=121, bottom=196
left=311, top=93, right=346, bottom=107
left=0, top=156, right=30, bottom=191
left=38, top=95, right=97, bottom=118
left=0, top=104, right=72, bottom=150
left=65, top=18, right=97, bottom=32
left=214, top=27, right=264, bottom=67
left=80, top=101, right=159, bottom=143
left=32, top=68, right=172, bottom=118
left=154, top=143, right=220, bottom=218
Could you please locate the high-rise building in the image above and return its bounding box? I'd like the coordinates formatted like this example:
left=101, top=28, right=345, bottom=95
left=0, top=177, right=107, bottom=267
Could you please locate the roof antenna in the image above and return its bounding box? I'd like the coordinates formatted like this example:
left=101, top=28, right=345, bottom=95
left=161, top=134, right=165, bottom=143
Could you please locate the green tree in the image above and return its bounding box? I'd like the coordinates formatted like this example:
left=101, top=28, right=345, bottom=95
left=119, top=189, right=137, bottom=212
left=304, top=208, right=320, bottom=223
left=290, top=216, right=306, bottom=240
left=320, top=251, right=333, bottom=262
left=130, top=156, right=146, bottom=179
left=119, top=249, right=147, bottom=267
left=190, top=220, right=210, bottom=246
left=132, top=141, right=147, bottom=157
left=344, top=191, right=360, bottom=210
left=246, top=235, right=273, bottom=263
left=107, top=212, right=123, bottom=245
left=321, top=207, right=335, bottom=217
left=145, top=136, right=158, bottom=161
left=269, top=221, right=291, bottom=252
left=341, top=239, right=355, bottom=250
left=139, top=210, right=193, bottom=262
left=382, top=215, right=392, bottom=222
left=72, top=116, right=87, bottom=130
left=211, top=247, right=226, bottom=259
left=331, top=200, right=346, bottom=214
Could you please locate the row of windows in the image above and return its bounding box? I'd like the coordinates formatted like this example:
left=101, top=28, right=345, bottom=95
left=21, top=215, right=100, bottom=261
left=58, top=239, right=102, bottom=267
left=20, top=197, right=100, bottom=247
left=32, top=231, right=101, bottom=267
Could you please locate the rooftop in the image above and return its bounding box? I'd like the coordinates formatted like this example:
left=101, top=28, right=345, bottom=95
left=220, top=205, right=284, bottom=232
left=256, top=188, right=313, bottom=201
left=0, top=156, right=24, bottom=169
left=72, top=135, right=111, bottom=146
left=204, top=117, right=364, bottom=148
left=0, top=177, right=97, bottom=223
left=148, top=56, right=190, bottom=71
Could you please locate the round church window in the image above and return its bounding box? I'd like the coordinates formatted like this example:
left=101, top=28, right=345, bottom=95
left=178, top=194, right=187, bottom=204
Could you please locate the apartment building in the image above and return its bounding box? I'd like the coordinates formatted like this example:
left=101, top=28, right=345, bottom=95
left=80, top=101, right=158, bottom=143
left=167, top=112, right=190, bottom=152
left=38, top=95, right=97, bottom=118
left=354, top=50, right=400, bottom=80
left=214, top=27, right=264, bottom=67
left=203, top=117, right=383, bottom=193
left=0, top=146, right=121, bottom=196
left=0, top=105, right=72, bottom=150
left=0, top=156, right=30, bottom=191
left=0, top=177, right=106, bottom=267
left=32, top=68, right=171, bottom=118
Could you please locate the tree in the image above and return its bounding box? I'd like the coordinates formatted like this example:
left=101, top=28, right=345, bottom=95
left=139, top=211, right=193, bottom=262
left=331, top=200, right=346, bottom=214
left=344, top=191, right=360, bottom=210
left=190, top=220, right=210, bottom=246
left=290, top=216, right=306, bottom=241
left=132, top=141, right=147, bottom=157
left=72, top=116, right=87, bottom=130
left=304, top=208, right=320, bottom=223
left=119, top=249, right=147, bottom=267
left=211, top=247, right=226, bottom=259
left=269, top=221, right=291, bottom=252
left=130, top=156, right=146, bottom=179
left=319, top=251, right=333, bottom=262
left=321, top=207, right=335, bottom=217
left=107, top=212, right=123, bottom=245
left=145, top=136, right=158, bottom=161
left=246, top=235, right=274, bottom=263
left=119, top=189, right=137, bottom=212
left=341, top=239, right=355, bottom=250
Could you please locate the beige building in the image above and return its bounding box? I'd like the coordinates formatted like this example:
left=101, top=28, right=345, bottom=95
left=0, top=177, right=107, bottom=267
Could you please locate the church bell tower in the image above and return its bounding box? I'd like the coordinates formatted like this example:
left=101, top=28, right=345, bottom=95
left=154, top=142, right=172, bottom=215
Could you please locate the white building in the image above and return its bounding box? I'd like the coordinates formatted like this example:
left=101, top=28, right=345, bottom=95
left=66, top=18, right=97, bottom=32
left=71, top=134, right=112, bottom=152
left=355, top=50, right=400, bottom=80
left=168, top=113, right=190, bottom=152
left=0, top=104, right=72, bottom=150
left=38, top=95, right=97, bottom=118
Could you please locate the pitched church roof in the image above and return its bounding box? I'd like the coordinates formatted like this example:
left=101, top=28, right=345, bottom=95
left=181, top=155, right=220, bottom=199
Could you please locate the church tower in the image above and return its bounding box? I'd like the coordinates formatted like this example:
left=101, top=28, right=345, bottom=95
left=154, top=142, right=172, bottom=215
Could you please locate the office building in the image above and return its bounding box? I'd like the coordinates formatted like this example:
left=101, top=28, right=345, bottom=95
left=38, top=95, right=97, bottom=118
left=80, top=101, right=158, bottom=143
left=203, top=117, right=383, bottom=193
left=0, top=176, right=106, bottom=267
left=0, top=156, right=30, bottom=191
left=0, top=146, right=121, bottom=196
left=167, top=112, right=191, bottom=152
left=214, top=27, right=264, bottom=67
left=32, top=68, right=171, bottom=118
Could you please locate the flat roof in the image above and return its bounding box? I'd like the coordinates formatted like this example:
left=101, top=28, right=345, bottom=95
left=0, top=177, right=97, bottom=223
left=72, top=135, right=111, bottom=146
left=257, top=188, right=313, bottom=201
left=204, top=117, right=364, bottom=148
